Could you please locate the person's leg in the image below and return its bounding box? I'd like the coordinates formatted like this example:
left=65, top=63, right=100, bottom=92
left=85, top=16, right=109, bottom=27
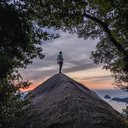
left=59, top=62, right=63, bottom=73
left=59, top=62, right=61, bottom=73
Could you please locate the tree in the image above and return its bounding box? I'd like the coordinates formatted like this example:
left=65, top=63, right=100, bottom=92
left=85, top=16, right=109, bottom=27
left=19, top=0, right=128, bottom=118
left=0, top=75, right=33, bottom=128
left=0, top=1, right=58, bottom=127
left=0, top=2, right=41, bottom=127
left=24, top=0, right=128, bottom=89
left=1, top=0, right=128, bottom=126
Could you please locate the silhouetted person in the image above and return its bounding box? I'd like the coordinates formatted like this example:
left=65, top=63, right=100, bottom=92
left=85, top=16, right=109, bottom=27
left=57, top=51, right=63, bottom=73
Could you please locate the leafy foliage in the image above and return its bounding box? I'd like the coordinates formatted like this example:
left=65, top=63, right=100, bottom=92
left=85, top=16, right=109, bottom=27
left=21, top=0, right=128, bottom=118
left=0, top=1, right=59, bottom=127
left=0, top=1, right=44, bottom=78
left=122, top=106, right=128, bottom=120
left=25, top=0, right=128, bottom=88
left=1, top=0, right=128, bottom=125
left=0, top=74, right=33, bottom=128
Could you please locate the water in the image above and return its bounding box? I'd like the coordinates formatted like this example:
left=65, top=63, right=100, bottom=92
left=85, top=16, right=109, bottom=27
left=20, top=91, right=29, bottom=99
left=93, top=89, right=128, bottom=113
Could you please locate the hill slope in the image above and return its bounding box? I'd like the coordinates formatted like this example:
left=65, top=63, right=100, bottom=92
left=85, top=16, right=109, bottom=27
left=17, top=73, right=128, bottom=128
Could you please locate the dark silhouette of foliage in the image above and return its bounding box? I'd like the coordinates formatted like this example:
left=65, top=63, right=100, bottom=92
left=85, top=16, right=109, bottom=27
left=0, top=1, right=44, bottom=78
left=1, top=0, right=128, bottom=126
left=24, top=0, right=128, bottom=89
left=0, top=1, right=58, bottom=127
left=19, top=0, right=128, bottom=118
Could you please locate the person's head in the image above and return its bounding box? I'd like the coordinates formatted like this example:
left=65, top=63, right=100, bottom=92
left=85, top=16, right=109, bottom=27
left=59, top=51, right=62, bottom=54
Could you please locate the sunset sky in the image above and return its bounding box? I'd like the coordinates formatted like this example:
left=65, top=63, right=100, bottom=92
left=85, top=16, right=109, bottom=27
left=20, top=30, right=115, bottom=90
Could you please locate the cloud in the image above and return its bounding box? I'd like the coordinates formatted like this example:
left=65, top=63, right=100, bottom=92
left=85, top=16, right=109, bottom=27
left=19, top=30, right=113, bottom=89
left=63, top=63, right=100, bottom=73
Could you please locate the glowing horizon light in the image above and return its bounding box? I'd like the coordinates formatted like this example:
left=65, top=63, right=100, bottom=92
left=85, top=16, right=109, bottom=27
left=19, top=31, right=115, bottom=91
left=21, top=68, right=114, bottom=91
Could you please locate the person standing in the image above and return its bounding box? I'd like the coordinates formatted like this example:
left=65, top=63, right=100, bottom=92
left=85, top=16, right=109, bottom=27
left=57, top=51, right=63, bottom=73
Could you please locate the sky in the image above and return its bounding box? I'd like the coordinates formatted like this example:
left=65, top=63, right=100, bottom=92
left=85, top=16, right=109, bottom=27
left=19, top=30, right=115, bottom=90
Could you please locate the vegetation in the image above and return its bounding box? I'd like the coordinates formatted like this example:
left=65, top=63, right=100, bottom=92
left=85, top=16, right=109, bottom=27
left=1, top=0, right=128, bottom=126
left=15, top=0, right=128, bottom=89
left=0, top=75, right=32, bottom=128
left=0, top=1, right=58, bottom=127
left=27, top=0, right=128, bottom=89
left=23, top=0, right=128, bottom=117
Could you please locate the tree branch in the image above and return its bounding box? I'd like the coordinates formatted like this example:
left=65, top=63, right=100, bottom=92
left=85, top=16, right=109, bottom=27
left=83, top=12, right=127, bottom=57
